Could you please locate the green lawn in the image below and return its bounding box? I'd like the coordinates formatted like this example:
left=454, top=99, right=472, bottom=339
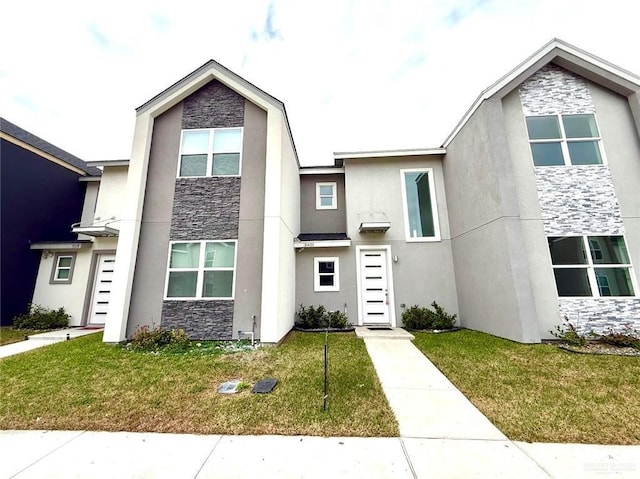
left=413, top=329, right=640, bottom=445
left=0, top=327, right=42, bottom=346
left=0, top=331, right=398, bottom=437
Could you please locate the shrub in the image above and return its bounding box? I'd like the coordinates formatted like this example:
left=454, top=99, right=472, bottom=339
left=550, top=316, right=586, bottom=346
left=129, top=325, right=191, bottom=352
left=402, top=302, right=457, bottom=330
left=295, top=304, right=349, bottom=329
left=13, top=304, right=70, bottom=330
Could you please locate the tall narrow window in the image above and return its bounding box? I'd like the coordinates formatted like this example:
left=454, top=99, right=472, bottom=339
left=400, top=169, right=440, bottom=241
left=314, top=257, right=339, bottom=292
left=179, top=128, right=242, bottom=177
left=316, top=182, right=337, bottom=210
left=166, top=240, right=237, bottom=299
left=526, top=114, right=604, bottom=166
left=548, top=236, right=636, bottom=297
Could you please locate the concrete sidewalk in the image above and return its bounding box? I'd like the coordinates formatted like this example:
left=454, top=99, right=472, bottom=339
left=0, top=430, right=638, bottom=478
left=0, top=328, right=103, bottom=359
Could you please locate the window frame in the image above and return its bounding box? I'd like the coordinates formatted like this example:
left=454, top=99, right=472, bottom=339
left=526, top=114, right=607, bottom=167
left=400, top=168, right=441, bottom=242
left=177, top=127, right=244, bottom=178
left=548, top=235, right=637, bottom=298
left=315, top=182, right=337, bottom=210
left=314, top=257, right=340, bottom=292
left=164, top=240, right=238, bottom=300
left=49, top=253, right=77, bottom=284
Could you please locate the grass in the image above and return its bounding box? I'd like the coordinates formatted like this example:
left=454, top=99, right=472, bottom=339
left=0, top=327, right=42, bottom=346
left=0, top=331, right=398, bottom=437
left=413, top=329, right=640, bottom=445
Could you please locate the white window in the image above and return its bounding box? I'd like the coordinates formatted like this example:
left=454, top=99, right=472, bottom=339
left=178, top=128, right=243, bottom=177
left=525, top=114, right=605, bottom=166
left=50, top=253, right=76, bottom=284
left=165, top=240, right=237, bottom=299
left=548, top=236, right=636, bottom=297
left=400, top=168, right=441, bottom=242
left=316, top=182, right=337, bottom=210
left=314, top=257, right=339, bottom=292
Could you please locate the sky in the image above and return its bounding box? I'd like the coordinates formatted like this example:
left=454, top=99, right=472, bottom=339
left=2, top=0, right=639, bottom=166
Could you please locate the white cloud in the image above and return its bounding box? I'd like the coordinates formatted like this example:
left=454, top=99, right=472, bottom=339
left=1, top=0, right=639, bottom=165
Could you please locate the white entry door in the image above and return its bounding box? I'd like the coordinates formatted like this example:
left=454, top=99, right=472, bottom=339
left=358, top=248, right=392, bottom=325
left=88, top=254, right=116, bottom=324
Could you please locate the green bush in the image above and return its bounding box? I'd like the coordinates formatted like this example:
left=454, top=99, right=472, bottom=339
left=13, top=304, right=70, bottom=330
left=402, top=301, right=457, bottom=330
left=129, top=325, right=191, bottom=352
left=296, top=304, right=349, bottom=329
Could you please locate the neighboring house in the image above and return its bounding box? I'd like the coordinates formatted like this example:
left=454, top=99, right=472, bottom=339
left=0, top=118, right=99, bottom=326
left=30, top=158, right=128, bottom=326
left=31, top=38, right=640, bottom=344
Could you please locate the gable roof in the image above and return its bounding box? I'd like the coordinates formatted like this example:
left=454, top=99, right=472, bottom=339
left=135, top=59, right=299, bottom=166
left=0, top=117, right=101, bottom=176
left=443, top=38, right=640, bottom=147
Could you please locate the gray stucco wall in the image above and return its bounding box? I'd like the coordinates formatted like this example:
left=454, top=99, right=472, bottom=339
left=233, top=100, right=267, bottom=339
left=127, top=103, right=183, bottom=335
left=343, top=156, right=459, bottom=326
left=444, top=99, right=541, bottom=343
left=295, top=248, right=356, bottom=323
left=299, top=174, right=347, bottom=233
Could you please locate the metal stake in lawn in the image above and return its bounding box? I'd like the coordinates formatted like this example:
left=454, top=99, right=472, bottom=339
left=323, top=324, right=329, bottom=411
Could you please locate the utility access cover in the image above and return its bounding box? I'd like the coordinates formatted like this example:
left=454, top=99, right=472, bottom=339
left=252, top=378, right=277, bottom=394
left=218, top=380, right=242, bottom=394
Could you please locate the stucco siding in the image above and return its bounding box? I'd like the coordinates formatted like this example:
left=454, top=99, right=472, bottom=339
left=233, top=100, right=267, bottom=338
left=300, top=174, right=347, bottom=233
left=127, top=103, right=182, bottom=336
left=444, top=100, right=541, bottom=343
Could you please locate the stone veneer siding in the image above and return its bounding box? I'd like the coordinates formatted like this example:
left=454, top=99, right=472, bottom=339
left=170, top=177, right=241, bottom=240
left=534, top=165, right=624, bottom=235
left=520, top=64, right=640, bottom=332
left=161, top=80, right=245, bottom=340
left=182, top=80, right=244, bottom=129
left=162, top=301, right=234, bottom=340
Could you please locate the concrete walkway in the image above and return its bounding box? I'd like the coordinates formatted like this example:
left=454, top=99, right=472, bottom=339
left=0, top=328, right=103, bottom=359
left=1, top=327, right=638, bottom=478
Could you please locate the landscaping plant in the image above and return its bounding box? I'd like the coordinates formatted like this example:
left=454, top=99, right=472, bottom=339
left=295, top=304, right=349, bottom=329
left=402, top=301, right=456, bottom=330
left=12, top=304, right=70, bottom=330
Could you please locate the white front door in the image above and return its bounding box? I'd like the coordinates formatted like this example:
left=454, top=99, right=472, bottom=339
left=88, top=254, right=116, bottom=325
left=358, top=248, right=392, bottom=325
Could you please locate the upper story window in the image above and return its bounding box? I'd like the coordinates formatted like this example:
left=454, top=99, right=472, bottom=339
left=525, top=114, right=604, bottom=166
left=165, top=240, right=237, bottom=299
left=400, top=169, right=441, bottom=242
left=316, top=182, right=337, bottom=210
left=179, top=128, right=243, bottom=177
left=548, top=236, right=636, bottom=297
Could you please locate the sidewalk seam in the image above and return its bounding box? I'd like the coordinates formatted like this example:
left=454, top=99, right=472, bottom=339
left=9, top=430, right=86, bottom=479
left=194, top=434, right=224, bottom=478
left=399, top=437, right=418, bottom=479
left=512, top=442, right=555, bottom=479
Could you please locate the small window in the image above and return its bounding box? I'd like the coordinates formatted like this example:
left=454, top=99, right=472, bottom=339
left=526, top=114, right=604, bottom=166
left=166, top=240, right=236, bottom=299
left=316, top=182, right=337, bottom=210
left=314, top=257, right=339, bottom=292
left=50, top=253, right=76, bottom=284
left=179, top=128, right=242, bottom=177
left=400, top=169, right=441, bottom=242
left=548, top=236, right=636, bottom=297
